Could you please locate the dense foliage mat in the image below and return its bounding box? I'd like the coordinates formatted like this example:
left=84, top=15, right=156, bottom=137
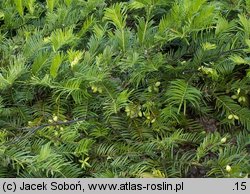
left=0, top=0, right=249, bottom=178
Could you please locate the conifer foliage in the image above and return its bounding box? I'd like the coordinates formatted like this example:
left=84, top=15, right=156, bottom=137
left=0, top=0, right=249, bottom=178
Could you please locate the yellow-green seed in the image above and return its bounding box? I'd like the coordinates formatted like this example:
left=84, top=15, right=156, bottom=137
left=48, top=119, right=53, bottom=123
left=226, top=165, right=232, bottom=172
left=92, top=87, right=97, bottom=93
left=238, top=96, right=243, bottom=102
left=53, top=115, right=58, bottom=122
left=155, top=82, right=161, bottom=87
left=233, top=115, right=239, bottom=120
left=151, top=118, right=156, bottom=123
left=231, top=95, right=238, bottom=99
left=221, top=137, right=227, bottom=143
left=228, top=114, right=234, bottom=120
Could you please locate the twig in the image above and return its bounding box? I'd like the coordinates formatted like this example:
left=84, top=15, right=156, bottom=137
left=3, top=115, right=98, bottom=146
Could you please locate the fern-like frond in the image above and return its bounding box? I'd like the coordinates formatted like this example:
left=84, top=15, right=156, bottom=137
left=165, top=79, right=202, bottom=115
left=215, top=95, right=250, bottom=131
left=50, top=28, right=75, bottom=52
